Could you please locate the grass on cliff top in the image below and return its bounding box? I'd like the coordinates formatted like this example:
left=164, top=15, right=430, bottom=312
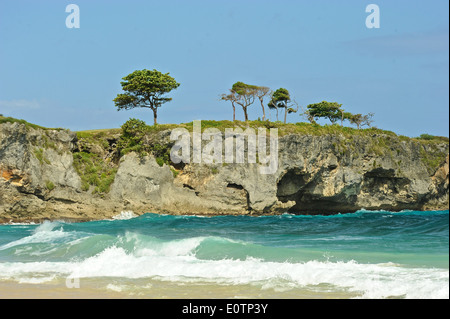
left=160, top=119, right=449, bottom=143
left=3, top=114, right=447, bottom=144
left=0, top=115, right=66, bottom=131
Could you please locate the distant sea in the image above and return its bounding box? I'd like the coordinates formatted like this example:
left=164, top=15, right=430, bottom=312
left=0, top=210, right=448, bottom=299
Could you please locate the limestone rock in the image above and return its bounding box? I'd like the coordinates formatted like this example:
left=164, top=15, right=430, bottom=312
left=0, top=121, right=448, bottom=222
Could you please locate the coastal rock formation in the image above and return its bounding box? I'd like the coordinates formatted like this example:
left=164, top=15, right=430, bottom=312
left=0, top=121, right=448, bottom=222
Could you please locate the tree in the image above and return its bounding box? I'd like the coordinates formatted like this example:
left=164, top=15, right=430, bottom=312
left=267, top=90, right=279, bottom=121
left=255, top=86, right=270, bottom=121
left=341, top=112, right=354, bottom=126
left=299, top=104, right=317, bottom=124
left=220, top=91, right=239, bottom=121
left=349, top=112, right=375, bottom=129
left=306, top=101, right=344, bottom=124
left=113, top=69, right=180, bottom=125
left=231, top=81, right=257, bottom=122
left=268, top=88, right=298, bottom=124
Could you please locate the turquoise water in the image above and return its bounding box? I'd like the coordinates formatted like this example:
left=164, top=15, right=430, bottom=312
left=0, top=210, right=448, bottom=298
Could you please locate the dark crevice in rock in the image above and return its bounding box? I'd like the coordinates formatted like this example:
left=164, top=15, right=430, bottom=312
left=183, top=183, right=199, bottom=196
left=227, top=183, right=251, bottom=212
left=276, top=168, right=358, bottom=214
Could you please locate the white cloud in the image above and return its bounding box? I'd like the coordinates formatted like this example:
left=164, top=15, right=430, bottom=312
left=0, top=99, right=40, bottom=110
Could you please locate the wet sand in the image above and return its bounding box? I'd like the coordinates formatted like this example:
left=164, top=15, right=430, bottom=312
left=0, top=277, right=357, bottom=299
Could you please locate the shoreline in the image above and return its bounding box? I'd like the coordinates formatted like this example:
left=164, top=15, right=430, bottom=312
left=1, top=208, right=448, bottom=225
left=0, top=277, right=360, bottom=299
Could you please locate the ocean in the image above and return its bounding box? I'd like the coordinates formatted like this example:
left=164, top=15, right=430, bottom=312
left=0, top=210, right=448, bottom=299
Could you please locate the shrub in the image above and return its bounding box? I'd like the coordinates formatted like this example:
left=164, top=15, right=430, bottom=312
left=419, top=133, right=436, bottom=140
left=117, top=118, right=150, bottom=156
left=45, top=181, right=55, bottom=191
left=72, top=152, right=117, bottom=194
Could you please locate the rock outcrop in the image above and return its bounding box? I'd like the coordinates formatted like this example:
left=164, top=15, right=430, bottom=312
left=0, top=121, right=448, bottom=222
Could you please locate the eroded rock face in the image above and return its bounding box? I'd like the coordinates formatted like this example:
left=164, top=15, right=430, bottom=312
left=0, top=122, right=448, bottom=222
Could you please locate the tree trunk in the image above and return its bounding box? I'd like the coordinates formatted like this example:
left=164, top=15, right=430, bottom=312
left=232, top=102, right=236, bottom=121
left=153, top=108, right=158, bottom=126
left=243, top=107, right=249, bottom=122
left=259, top=98, right=265, bottom=121
left=284, top=107, right=287, bottom=124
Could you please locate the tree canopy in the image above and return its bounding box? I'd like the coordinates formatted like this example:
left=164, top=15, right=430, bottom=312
left=268, top=88, right=298, bottom=123
left=113, top=69, right=180, bottom=125
left=348, top=112, right=375, bottom=129
left=305, top=101, right=344, bottom=124
left=231, top=82, right=257, bottom=122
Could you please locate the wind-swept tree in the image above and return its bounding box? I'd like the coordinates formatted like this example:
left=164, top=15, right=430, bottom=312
left=232, top=81, right=257, bottom=122
left=268, top=88, right=298, bottom=124
left=220, top=91, right=238, bottom=121
left=349, top=112, right=375, bottom=129
left=306, top=101, right=343, bottom=125
left=267, top=91, right=279, bottom=121
left=255, top=86, right=270, bottom=121
left=113, top=69, right=180, bottom=125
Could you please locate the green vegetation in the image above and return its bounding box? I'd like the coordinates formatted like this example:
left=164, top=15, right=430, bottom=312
left=416, top=134, right=449, bottom=143
left=116, top=118, right=173, bottom=165
left=33, top=148, right=51, bottom=165
left=74, top=129, right=120, bottom=194
left=76, top=128, right=121, bottom=139
left=151, top=143, right=171, bottom=167
left=221, top=82, right=297, bottom=123
left=45, top=181, right=55, bottom=191
left=418, top=143, right=448, bottom=175
left=0, top=115, right=59, bottom=131
left=220, top=83, right=375, bottom=130
left=231, top=82, right=258, bottom=122
left=301, top=101, right=373, bottom=129
left=117, top=118, right=149, bottom=157
left=268, top=88, right=298, bottom=124
left=174, top=120, right=393, bottom=137
left=304, top=101, right=344, bottom=124
left=348, top=113, right=375, bottom=130
left=72, top=151, right=118, bottom=194
left=113, top=69, right=180, bottom=126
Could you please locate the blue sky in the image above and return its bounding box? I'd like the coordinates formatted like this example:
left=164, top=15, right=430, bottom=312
left=0, top=0, right=448, bottom=137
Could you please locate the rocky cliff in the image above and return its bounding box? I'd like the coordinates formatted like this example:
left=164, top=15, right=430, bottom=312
left=0, top=120, right=448, bottom=222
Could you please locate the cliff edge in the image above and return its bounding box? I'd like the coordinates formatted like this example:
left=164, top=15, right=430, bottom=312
left=0, top=119, right=448, bottom=222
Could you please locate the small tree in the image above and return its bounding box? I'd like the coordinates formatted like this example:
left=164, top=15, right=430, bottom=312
left=220, top=91, right=239, bottom=121
left=306, top=101, right=343, bottom=124
left=113, top=69, right=180, bottom=125
left=255, top=86, right=270, bottom=121
left=232, top=81, right=257, bottom=122
left=267, top=90, right=279, bottom=121
left=341, top=112, right=354, bottom=126
left=268, top=88, right=297, bottom=124
left=349, top=112, right=375, bottom=129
